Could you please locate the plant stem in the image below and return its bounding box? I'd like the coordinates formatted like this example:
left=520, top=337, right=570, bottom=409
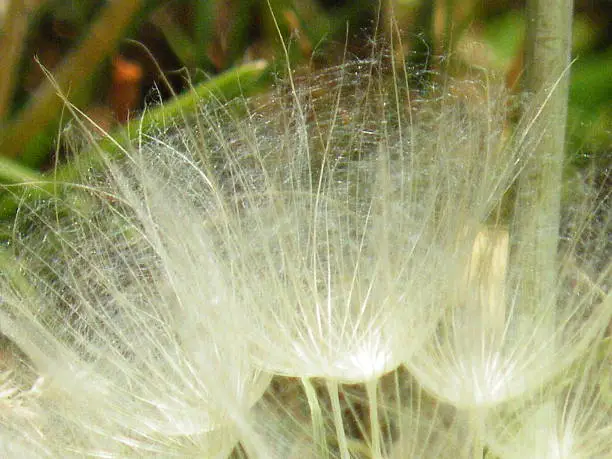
left=0, top=0, right=33, bottom=119
left=468, top=409, right=484, bottom=459
left=327, top=380, right=350, bottom=459
left=0, top=0, right=146, bottom=161
left=302, top=378, right=328, bottom=458
left=366, top=379, right=382, bottom=459
left=511, top=0, right=573, bottom=303
left=0, top=156, right=44, bottom=185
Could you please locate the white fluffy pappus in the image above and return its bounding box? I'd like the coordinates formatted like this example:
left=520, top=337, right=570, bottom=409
left=483, top=334, right=612, bottom=459
left=0, top=53, right=610, bottom=458
left=1, top=148, right=271, bottom=456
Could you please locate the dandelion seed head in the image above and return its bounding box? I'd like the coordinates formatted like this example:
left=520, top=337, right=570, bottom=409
left=1, top=37, right=609, bottom=457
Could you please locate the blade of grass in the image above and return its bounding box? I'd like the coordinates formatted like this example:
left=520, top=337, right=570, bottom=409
left=150, top=7, right=214, bottom=72
left=0, top=156, right=44, bottom=185
left=0, top=0, right=37, bottom=120
left=194, top=0, right=217, bottom=69
left=0, top=59, right=269, bottom=221
left=0, top=0, right=146, bottom=162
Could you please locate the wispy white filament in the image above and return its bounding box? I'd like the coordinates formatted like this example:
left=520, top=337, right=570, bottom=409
left=0, top=53, right=609, bottom=458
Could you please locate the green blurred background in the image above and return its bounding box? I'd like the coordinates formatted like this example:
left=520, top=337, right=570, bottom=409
left=0, top=0, right=609, bottom=217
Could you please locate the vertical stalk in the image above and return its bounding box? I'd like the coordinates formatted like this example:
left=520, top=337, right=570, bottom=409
left=512, top=0, right=573, bottom=304
left=302, top=378, right=328, bottom=458
left=468, top=409, right=484, bottom=459
left=366, top=379, right=382, bottom=459
left=327, top=380, right=350, bottom=459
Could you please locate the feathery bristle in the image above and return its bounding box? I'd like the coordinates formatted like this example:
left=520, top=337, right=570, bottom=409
left=1, top=50, right=609, bottom=458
